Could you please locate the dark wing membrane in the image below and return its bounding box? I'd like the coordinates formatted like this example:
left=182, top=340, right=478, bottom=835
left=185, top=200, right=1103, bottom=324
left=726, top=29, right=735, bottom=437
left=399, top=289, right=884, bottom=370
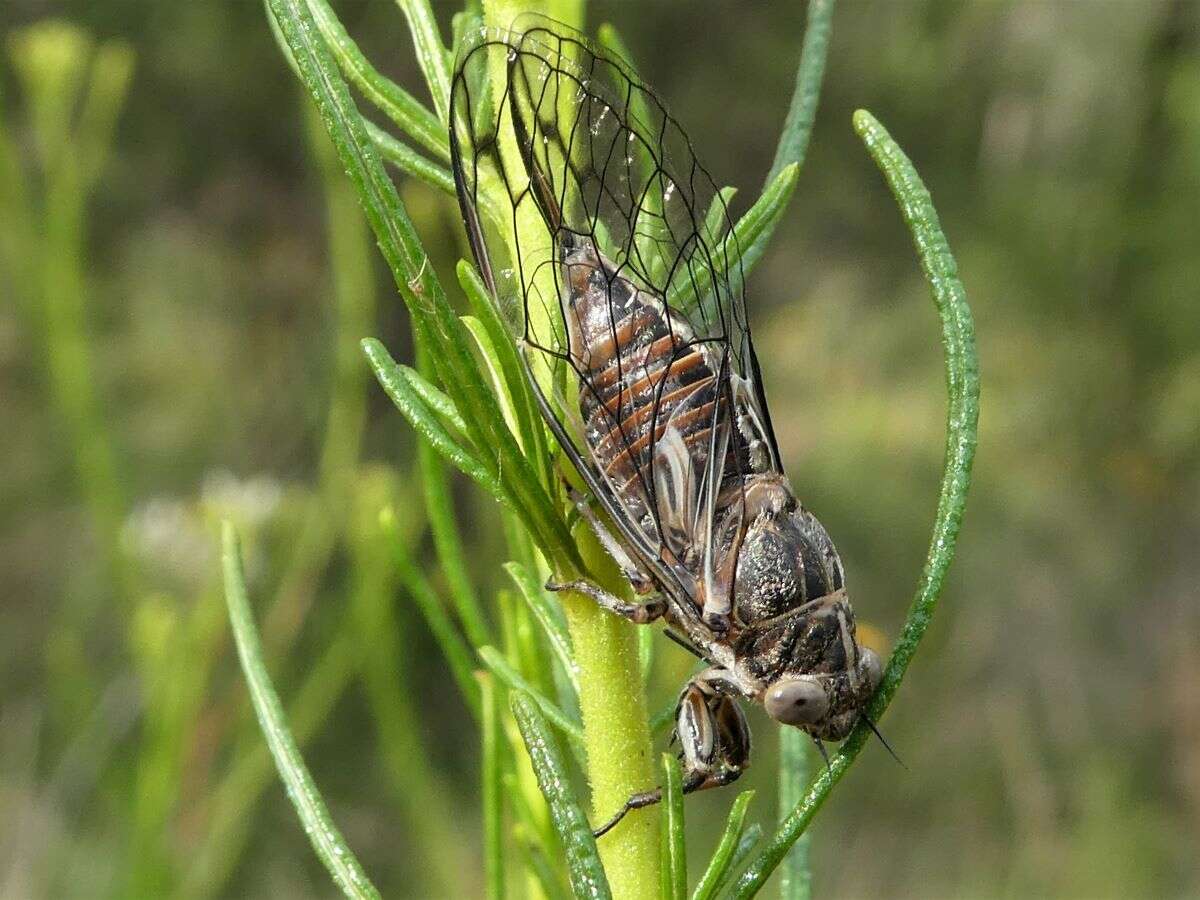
left=450, top=17, right=781, bottom=610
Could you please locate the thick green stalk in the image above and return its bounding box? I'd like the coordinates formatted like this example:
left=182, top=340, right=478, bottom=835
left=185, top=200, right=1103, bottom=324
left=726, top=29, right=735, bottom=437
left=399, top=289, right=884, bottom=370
left=559, top=530, right=660, bottom=900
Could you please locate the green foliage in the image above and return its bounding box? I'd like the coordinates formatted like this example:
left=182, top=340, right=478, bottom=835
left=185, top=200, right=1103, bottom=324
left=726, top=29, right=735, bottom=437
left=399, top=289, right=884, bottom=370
left=221, top=523, right=380, bottom=899
left=15, top=0, right=1198, bottom=897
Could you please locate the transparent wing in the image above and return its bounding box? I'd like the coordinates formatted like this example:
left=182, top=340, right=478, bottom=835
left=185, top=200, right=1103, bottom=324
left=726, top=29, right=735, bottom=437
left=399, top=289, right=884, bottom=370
left=450, top=16, right=780, bottom=613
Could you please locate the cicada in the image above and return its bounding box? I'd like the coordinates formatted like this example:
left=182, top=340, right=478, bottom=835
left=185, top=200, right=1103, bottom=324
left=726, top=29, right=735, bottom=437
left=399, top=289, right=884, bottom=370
left=450, top=17, right=883, bottom=836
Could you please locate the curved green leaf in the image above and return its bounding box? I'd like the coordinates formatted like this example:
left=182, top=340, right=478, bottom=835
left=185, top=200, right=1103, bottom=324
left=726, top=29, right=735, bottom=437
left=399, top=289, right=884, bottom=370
left=221, top=522, right=380, bottom=900
left=505, top=561, right=579, bottom=695
left=666, top=164, right=798, bottom=312
left=765, top=0, right=836, bottom=186
left=395, top=0, right=451, bottom=124
left=511, top=693, right=613, bottom=900
left=660, top=754, right=686, bottom=900
left=307, top=0, right=447, bottom=159
left=480, top=645, right=583, bottom=743
left=731, top=109, right=979, bottom=897
left=361, top=338, right=504, bottom=502
left=365, top=119, right=454, bottom=196
left=379, top=506, right=481, bottom=716
left=690, top=790, right=754, bottom=900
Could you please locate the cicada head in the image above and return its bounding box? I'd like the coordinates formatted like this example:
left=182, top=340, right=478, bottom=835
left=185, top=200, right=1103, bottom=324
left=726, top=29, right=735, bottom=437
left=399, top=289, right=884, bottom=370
left=762, top=610, right=883, bottom=741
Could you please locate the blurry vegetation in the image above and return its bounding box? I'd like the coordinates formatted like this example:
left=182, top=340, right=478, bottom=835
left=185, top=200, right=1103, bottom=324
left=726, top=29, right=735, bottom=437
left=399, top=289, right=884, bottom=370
left=1, top=1, right=1199, bottom=899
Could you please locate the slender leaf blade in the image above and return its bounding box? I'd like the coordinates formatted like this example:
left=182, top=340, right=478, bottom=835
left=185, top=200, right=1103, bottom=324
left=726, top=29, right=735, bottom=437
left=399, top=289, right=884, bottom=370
left=365, top=119, right=454, bottom=196
left=511, top=693, right=612, bottom=900
left=478, top=672, right=505, bottom=900
left=666, top=164, right=798, bottom=312
left=480, top=646, right=583, bottom=743
left=306, top=0, right=447, bottom=159
left=361, top=338, right=504, bottom=503
left=765, top=0, right=837, bottom=186
left=660, top=754, right=686, bottom=900
left=730, top=109, right=979, bottom=898
left=505, top=561, right=580, bottom=695
left=379, top=506, right=482, bottom=716
left=395, top=0, right=451, bottom=123
left=690, top=790, right=754, bottom=900
left=778, top=731, right=812, bottom=900
left=220, top=522, right=379, bottom=900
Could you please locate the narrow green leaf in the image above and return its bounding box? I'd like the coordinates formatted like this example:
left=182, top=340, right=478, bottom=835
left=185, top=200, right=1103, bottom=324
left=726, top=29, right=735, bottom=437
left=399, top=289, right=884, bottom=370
left=379, top=506, right=481, bottom=716
left=364, top=119, right=454, bottom=196
left=596, top=23, right=654, bottom=178
left=660, top=754, right=686, bottom=900
left=395, top=360, right=466, bottom=433
left=306, top=0, right=448, bottom=160
left=480, top=646, right=583, bottom=744
left=361, top=338, right=504, bottom=502
left=765, top=0, right=836, bottom=186
left=504, top=561, right=579, bottom=695
left=700, top=186, right=738, bottom=246
left=457, top=259, right=552, bottom=486
left=413, top=334, right=495, bottom=652
left=721, top=824, right=762, bottom=895
left=273, top=0, right=564, bottom=568
left=511, top=693, right=613, bottom=900
left=666, top=164, right=799, bottom=312
left=778, top=730, right=811, bottom=900
left=515, top=832, right=572, bottom=900
left=463, top=315, right=525, bottom=442
left=478, top=672, right=504, bottom=900
left=395, top=0, right=451, bottom=124
left=690, top=790, right=755, bottom=900
left=220, top=522, right=379, bottom=900
left=730, top=109, right=979, bottom=898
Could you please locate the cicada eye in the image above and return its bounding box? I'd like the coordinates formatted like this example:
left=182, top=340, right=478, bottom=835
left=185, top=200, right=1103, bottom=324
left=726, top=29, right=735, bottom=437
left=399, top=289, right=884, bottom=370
left=764, top=678, right=829, bottom=727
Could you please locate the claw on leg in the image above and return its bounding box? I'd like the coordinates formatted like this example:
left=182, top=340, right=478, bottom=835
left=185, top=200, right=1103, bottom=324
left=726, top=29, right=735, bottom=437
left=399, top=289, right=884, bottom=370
left=546, top=578, right=666, bottom=624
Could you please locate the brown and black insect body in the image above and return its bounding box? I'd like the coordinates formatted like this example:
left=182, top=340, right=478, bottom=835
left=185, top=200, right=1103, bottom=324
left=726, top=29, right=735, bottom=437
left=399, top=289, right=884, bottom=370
left=450, top=16, right=882, bottom=837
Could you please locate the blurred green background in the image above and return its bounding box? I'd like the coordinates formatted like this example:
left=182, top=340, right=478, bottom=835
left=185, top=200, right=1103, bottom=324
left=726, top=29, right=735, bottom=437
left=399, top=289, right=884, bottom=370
left=3, top=1, right=1199, bottom=897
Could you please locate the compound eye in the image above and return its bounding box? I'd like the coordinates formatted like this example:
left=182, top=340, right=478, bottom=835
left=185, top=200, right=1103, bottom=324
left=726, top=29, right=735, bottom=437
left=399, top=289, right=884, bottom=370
left=764, top=678, right=829, bottom=727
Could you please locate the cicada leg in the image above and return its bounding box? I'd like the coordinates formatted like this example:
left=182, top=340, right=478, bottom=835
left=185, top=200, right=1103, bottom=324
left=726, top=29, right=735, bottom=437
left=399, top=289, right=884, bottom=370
left=592, top=671, right=750, bottom=838
left=566, top=484, right=657, bottom=595
left=544, top=579, right=667, bottom=625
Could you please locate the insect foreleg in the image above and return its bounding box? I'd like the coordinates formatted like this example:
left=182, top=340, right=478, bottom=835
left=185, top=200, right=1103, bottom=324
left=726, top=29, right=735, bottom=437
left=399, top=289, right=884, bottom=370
left=592, top=672, right=751, bottom=838
left=544, top=579, right=667, bottom=624
left=566, top=485, right=656, bottom=594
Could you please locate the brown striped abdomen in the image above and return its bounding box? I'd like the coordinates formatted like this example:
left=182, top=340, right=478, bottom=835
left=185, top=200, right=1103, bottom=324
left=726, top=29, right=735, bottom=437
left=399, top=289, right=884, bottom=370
left=563, top=245, right=732, bottom=537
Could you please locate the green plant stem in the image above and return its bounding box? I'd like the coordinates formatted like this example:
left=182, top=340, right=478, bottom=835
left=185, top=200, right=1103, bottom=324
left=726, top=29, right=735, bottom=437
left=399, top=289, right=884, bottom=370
left=731, top=109, right=979, bottom=897
left=558, top=530, right=660, bottom=900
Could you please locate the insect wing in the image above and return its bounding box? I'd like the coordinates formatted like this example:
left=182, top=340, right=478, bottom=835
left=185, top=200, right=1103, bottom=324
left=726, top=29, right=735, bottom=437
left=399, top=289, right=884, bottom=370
left=450, top=18, right=782, bottom=607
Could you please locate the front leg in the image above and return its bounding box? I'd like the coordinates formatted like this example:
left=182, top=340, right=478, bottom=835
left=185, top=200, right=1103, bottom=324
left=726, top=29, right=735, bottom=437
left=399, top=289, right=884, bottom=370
left=593, top=671, right=751, bottom=837
left=545, top=578, right=667, bottom=625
